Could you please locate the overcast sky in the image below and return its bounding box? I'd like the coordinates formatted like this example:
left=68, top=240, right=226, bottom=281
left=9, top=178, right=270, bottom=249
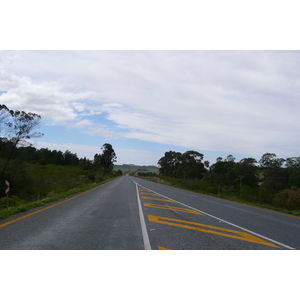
left=1, top=50, right=300, bottom=165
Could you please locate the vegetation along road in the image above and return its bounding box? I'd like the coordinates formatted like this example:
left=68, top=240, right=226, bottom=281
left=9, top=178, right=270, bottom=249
left=0, top=174, right=299, bottom=250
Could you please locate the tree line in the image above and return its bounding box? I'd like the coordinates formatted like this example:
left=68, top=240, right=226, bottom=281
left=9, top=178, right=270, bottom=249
left=0, top=140, right=116, bottom=169
left=157, top=151, right=300, bottom=211
left=0, top=104, right=118, bottom=201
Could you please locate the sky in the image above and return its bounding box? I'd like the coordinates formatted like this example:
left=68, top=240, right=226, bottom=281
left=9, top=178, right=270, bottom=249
left=1, top=1, right=300, bottom=167
left=1, top=50, right=300, bottom=166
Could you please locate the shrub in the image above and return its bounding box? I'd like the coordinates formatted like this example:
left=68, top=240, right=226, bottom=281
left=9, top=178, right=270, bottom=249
left=0, top=195, right=26, bottom=210
left=273, top=186, right=300, bottom=210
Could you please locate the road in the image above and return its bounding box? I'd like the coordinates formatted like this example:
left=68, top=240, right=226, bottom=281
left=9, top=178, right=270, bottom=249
left=1, top=174, right=300, bottom=250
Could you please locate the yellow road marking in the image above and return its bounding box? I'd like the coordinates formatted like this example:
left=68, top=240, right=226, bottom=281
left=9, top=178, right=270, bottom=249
left=141, top=196, right=175, bottom=203
left=148, top=215, right=281, bottom=248
left=0, top=183, right=108, bottom=229
left=158, top=246, right=171, bottom=250
left=140, top=192, right=161, bottom=196
left=144, top=203, right=203, bottom=215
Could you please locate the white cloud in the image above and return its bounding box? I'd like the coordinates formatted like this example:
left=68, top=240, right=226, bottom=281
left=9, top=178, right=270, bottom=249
left=71, top=119, right=93, bottom=128
left=80, top=110, right=102, bottom=116
left=88, top=127, right=116, bottom=139
left=2, top=50, right=300, bottom=161
left=0, top=67, right=95, bottom=124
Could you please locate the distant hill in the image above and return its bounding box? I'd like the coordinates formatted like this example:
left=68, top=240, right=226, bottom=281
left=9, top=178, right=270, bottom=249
left=113, top=164, right=159, bottom=172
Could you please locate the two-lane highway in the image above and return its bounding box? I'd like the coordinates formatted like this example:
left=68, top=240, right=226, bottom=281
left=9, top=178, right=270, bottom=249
left=1, top=174, right=300, bottom=249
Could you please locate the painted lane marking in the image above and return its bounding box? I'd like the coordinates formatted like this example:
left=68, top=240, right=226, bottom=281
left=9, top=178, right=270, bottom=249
left=140, top=192, right=161, bottom=196
left=158, top=246, right=171, bottom=250
left=144, top=203, right=203, bottom=215
left=148, top=215, right=281, bottom=248
left=135, top=184, right=152, bottom=250
left=140, top=187, right=175, bottom=202
left=141, top=196, right=175, bottom=203
left=130, top=179, right=295, bottom=250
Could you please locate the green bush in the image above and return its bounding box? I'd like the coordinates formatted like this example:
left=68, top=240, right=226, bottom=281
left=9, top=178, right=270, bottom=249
left=0, top=195, right=26, bottom=210
left=273, top=186, right=300, bottom=210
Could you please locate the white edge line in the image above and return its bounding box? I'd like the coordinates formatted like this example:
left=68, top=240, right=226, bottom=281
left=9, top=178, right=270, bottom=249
left=132, top=178, right=295, bottom=250
left=133, top=179, right=151, bottom=250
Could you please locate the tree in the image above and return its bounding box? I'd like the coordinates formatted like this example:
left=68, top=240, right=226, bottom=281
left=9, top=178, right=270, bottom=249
left=285, top=157, right=300, bottom=188
left=157, top=151, right=182, bottom=177
left=207, top=156, right=259, bottom=190
left=259, top=153, right=285, bottom=169
left=157, top=150, right=207, bottom=179
left=225, top=154, right=236, bottom=162
left=235, top=158, right=258, bottom=188
left=94, top=143, right=117, bottom=170
left=180, top=151, right=206, bottom=179
left=0, top=105, right=44, bottom=180
left=208, top=159, right=236, bottom=188
left=259, top=153, right=288, bottom=195
left=62, top=150, right=79, bottom=166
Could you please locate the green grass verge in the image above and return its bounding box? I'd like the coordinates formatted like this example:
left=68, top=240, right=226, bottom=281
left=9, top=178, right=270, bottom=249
left=0, top=178, right=116, bottom=220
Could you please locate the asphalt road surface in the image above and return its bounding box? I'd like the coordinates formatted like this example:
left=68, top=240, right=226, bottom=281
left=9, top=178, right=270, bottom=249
left=1, top=174, right=300, bottom=250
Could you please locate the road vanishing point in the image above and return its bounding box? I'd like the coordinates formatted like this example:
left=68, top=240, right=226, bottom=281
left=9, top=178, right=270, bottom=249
left=1, top=175, right=300, bottom=250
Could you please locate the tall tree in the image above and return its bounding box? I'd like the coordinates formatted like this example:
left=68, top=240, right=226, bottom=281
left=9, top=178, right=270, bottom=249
left=259, top=153, right=288, bottom=195
left=157, top=151, right=182, bottom=177
left=0, top=105, right=44, bottom=180
left=259, top=153, right=285, bottom=169
left=94, top=143, right=117, bottom=170
left=181, top=150, right=206, bottom=179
